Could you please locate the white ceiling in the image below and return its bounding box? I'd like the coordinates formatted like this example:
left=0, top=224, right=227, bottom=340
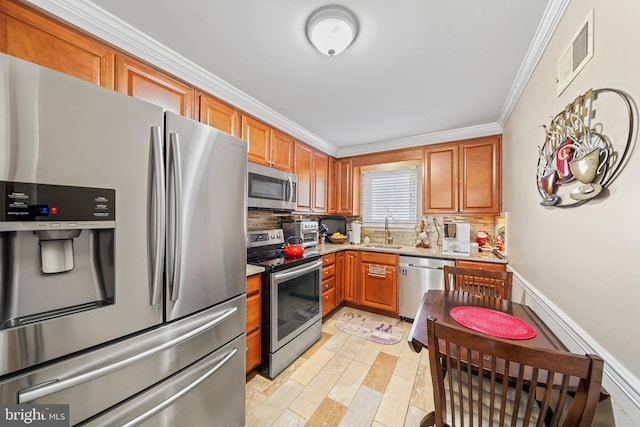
left=27, top=0, right=564, bottom=156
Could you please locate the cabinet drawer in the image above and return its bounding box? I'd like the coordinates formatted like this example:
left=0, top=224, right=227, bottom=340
left=456, top=260, right=506, bottom=271
left=322, top=264, right=336, bottom=280
left=322, top=253, right=336, bottom=267
left=247, top=274, right=261, bottom=295
left=246, top=292, right=261, bottom=333
left=322, top=287, right=337, bottom=317
left=246, top=329, right=261, bottom=374
left=322, top=275, right=336, bottom=292
left=360, top=251, right=398, bottom=266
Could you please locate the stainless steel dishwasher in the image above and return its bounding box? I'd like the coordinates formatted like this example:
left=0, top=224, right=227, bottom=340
left=399, top=255, right=455, bottom=321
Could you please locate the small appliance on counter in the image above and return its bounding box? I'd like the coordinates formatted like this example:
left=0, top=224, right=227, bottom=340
left=282, top=219, right=319, bottom=248
left=442, top=221, right=471, bottom=255
left=350, top=220, right=362, bottom=244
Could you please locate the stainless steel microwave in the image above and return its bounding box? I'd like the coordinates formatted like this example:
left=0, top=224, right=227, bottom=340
left=248, top=162, right=297, bottom=210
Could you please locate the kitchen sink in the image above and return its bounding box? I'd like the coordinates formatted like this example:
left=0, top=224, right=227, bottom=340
left=364, top=244, right=404, bottom=249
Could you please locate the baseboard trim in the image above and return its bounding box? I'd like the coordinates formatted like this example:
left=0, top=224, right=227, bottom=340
left=508, top=265, right=640, bottom=424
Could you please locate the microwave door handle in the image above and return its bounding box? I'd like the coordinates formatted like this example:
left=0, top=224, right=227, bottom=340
left=287, top=177, right=294, bottom=203
left=168, top=133, right=183, bottom=302
left=150, top=126, right=165, bottom=306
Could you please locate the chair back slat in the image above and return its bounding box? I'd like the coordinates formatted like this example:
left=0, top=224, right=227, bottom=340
left=444, top=265, right=513, bottom=300
left=426, top=316, right=604, bottom=427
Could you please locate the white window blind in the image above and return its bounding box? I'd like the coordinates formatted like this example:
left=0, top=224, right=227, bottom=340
left=361, top=166, right=418, bottom=228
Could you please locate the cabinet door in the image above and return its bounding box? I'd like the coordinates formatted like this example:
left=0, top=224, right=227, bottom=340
left=327, top=157, right=338, bottom=214
left=359, top=262, right=398, bottom=314
left=322, top=287, right=337, bottom=317
left=269, top=129, right=294, bottom=172
left=313, top=150, right=329, bottom=213
left=198, top=92, right=240, bottom=137
left=242, top=115, right=271, bottom=166
left=246, top=329, right=261, bottom=374
left=424, top=143, right=458, bottom=214
left=456, top=259, right=506, bottom=271
left=459, top=136, right=502, bottom=214
left=0, top=0, right=115, bottom=88
left=335, top=251, right=345, bottom=304
left=294, top=142, right=313, bottom=212
left=337, top=158, right=353, bottom=215
left=115, top=54, right=194, bottom=117
left=344, top=251, right=360, bottom=303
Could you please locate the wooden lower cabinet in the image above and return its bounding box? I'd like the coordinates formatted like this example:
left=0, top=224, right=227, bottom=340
left=246, top=274, right=261, bottom=374
left=359, top=252, right=398, bottom=316
left=321, top=254, right=338, bottom=318
left=335, top=251, right=345, bottom=304
left=455, top=259, right=506, bottom=271
left=344, top=251, right=360, bottom=304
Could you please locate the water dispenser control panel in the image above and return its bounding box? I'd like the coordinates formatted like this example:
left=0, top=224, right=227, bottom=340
left=0, top=181, right=115, bottom=222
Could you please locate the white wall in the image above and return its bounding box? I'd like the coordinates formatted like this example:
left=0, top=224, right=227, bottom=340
left=502, top=0, right=640, bottom=424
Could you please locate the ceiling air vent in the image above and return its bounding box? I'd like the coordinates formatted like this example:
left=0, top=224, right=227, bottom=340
left=556, top=9, right=594, bottom=96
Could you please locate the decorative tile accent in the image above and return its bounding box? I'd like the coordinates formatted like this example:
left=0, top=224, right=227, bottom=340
left=305, top=398, right=348, bottom=427
left=362, top=352, right=399, bottom=392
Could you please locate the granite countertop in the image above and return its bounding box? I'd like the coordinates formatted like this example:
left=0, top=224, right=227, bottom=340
left=313, top=243, right=507, bottom=264
left=246, top=264, right=265, bottom=277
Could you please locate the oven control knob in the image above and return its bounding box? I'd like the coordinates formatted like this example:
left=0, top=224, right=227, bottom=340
left=270, top=233, right=275, bottom=239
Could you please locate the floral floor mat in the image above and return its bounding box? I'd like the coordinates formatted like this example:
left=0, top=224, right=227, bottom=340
left=334, top=312, right=404, bottom=345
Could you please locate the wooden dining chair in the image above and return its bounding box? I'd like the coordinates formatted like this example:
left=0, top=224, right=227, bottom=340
left=444, top=265, right=513, bottom=300
left=423, top=316, right=604, bottom=427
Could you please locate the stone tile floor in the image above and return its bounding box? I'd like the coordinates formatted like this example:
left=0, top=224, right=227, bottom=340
left=245, top=306, right=435, bottom=427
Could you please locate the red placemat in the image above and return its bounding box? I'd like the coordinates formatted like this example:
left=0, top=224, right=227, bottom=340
left=450, top=306, right=537, bottom=340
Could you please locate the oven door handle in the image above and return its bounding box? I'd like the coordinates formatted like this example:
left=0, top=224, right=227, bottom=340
left=272, top=260, right=322, bottom=282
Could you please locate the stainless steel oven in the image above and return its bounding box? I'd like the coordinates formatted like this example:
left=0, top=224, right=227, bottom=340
left=248, top=162, right=297, bottom=210
left=247, top=229, right=322, bottom=378
left=268, top=260, right=322, bottom=376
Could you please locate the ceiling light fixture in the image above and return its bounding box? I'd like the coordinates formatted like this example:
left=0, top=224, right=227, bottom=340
left=306, top=5, right=359, bottom=57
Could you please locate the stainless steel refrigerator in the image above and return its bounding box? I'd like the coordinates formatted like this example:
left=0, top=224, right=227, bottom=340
left=0, top=52, right=247, bottom=426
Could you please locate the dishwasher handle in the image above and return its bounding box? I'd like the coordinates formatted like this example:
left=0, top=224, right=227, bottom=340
left=399, top=263, right=445, bottom=270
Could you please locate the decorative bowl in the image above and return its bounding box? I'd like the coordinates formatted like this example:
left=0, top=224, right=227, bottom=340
left=328, top=235, right=348, bottom=244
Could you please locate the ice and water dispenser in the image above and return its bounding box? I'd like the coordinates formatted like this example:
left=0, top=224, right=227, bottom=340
left=0, top=181, right=115, bottom=329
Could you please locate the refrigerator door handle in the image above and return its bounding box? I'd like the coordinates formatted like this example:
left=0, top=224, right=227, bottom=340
left=104, top=348, right=238, bottom=427
left=150, top=126, right=166, bottom=306
left=17, top=306, right=239, bottom=403
left=168, top=132, right=184, bottom=302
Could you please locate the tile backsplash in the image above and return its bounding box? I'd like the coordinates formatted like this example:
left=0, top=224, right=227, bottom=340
left=247, top=210, right=499, bottom=248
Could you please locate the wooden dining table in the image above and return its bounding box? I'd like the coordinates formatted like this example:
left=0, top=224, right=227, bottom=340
left=407, top=289, right=567, bottom=354
left=408, top=290, right=609, bottom=398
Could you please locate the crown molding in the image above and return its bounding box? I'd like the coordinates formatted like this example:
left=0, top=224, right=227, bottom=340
left=497, top=0, right=571, bottom=126
left=336, top=122, right=503, bottom=158
left=21, top=0, right=565, bottom=158
left=21, top=0, right=337, bottom=156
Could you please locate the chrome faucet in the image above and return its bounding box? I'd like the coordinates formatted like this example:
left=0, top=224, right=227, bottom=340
left=384, top=216, right=393, bottom=245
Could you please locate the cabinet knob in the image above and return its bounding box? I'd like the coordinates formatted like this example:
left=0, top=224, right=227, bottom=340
left=324, top=284, right=329, bottom=289
left=325, top=296, right=329, bottom=301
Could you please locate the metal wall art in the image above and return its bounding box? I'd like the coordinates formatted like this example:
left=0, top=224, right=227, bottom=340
left=536, top=88, right=635, bottom=207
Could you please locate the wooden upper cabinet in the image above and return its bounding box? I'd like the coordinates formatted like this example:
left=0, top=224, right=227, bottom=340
left=243, top=115, right=271, bottom=165
left=293, top=141, right=327, bottom=213
left=327, top=157, right=338, bottom=214
left=270, top=129, right=295, bottom=171
left=424, top=135, right=501, bottom=215
left=424, top=143, right=459, bottom=214
left=337, top=158, right=353, bottom=215
left=459, top=136, right=501, bottom=214
left=0, top=0, right=115, bottom=88
left=294, top=142, right=313, bottom=212
left=115, top=53, right=194, bottom=118
left=243, top=115, right=294, bottom=172
left=197, top=92, right=240, bottom=136
left=313, top=150, right=328, bottom=213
